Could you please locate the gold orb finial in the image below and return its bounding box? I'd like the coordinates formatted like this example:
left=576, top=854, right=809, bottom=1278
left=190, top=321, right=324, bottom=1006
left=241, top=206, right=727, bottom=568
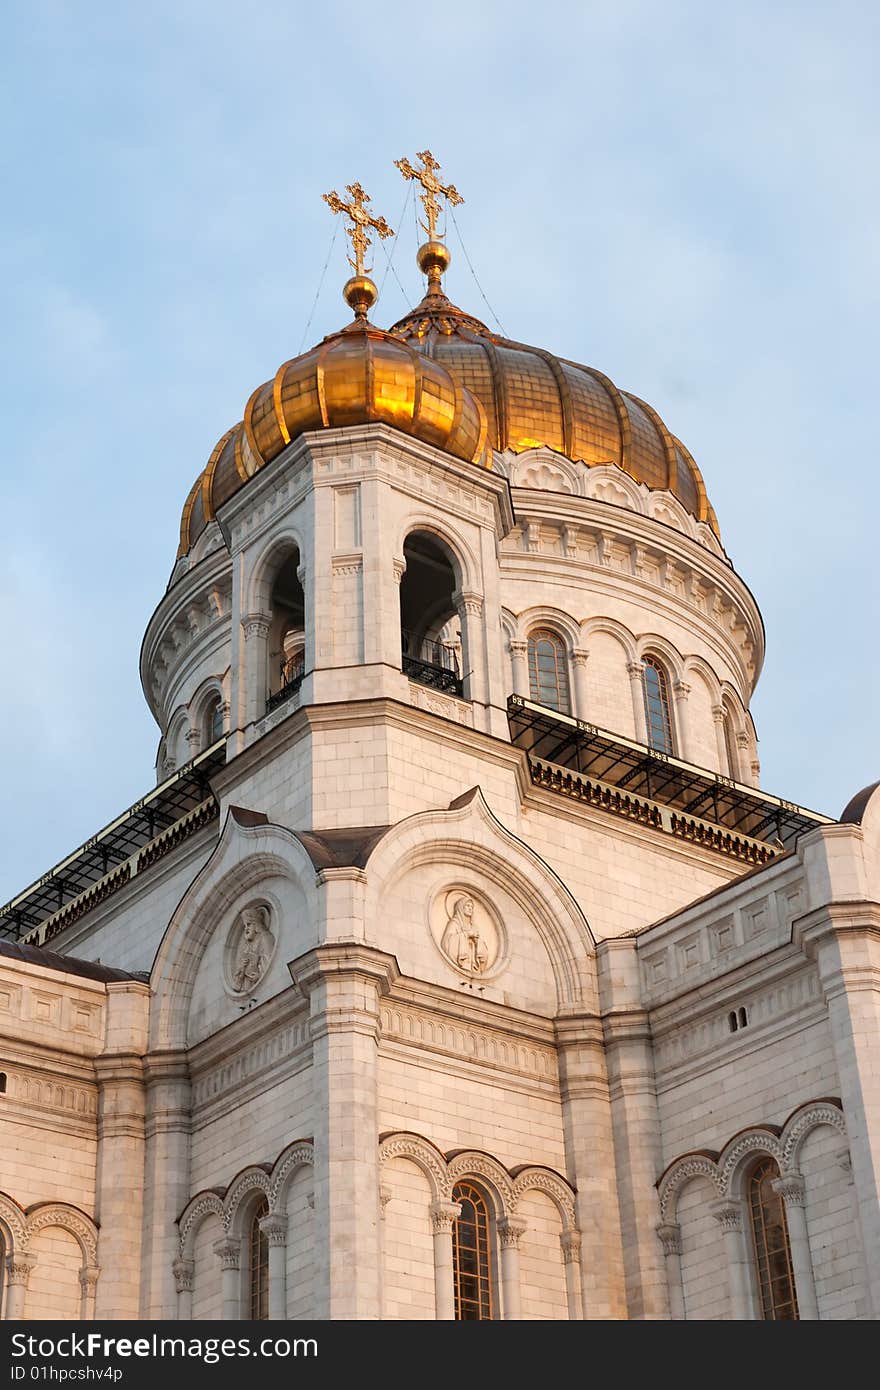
left=395, top=150, right=462, bottom=294
left=323, top=181, right=393, bottom=318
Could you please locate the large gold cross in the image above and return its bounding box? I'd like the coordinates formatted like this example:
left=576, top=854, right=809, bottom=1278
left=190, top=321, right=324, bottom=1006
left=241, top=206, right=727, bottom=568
left=322, top=182, right=393, bottom=276
left=394, top=150, right=463, bottom=242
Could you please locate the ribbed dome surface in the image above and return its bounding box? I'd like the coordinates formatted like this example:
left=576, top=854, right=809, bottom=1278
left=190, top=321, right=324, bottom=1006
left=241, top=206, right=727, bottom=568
left=178, top=318, right=488, bottom=558
left=389, top=290, right=718, bottom=537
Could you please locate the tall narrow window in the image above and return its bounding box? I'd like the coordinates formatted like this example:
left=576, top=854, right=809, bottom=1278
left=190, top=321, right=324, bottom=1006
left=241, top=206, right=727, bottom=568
left=723, top=707, right=739, bottom=779
left=642, top=658, right=674, bottom=754
left=248, top=1197, right=270, bottom=1321
left=748, top=1158, right=798, bottom=1320
left=452, top=1181, right=494, bottom=1320
left=205, top=696, right=224, bottom=745
left=527, top=631, right=571, bottom=714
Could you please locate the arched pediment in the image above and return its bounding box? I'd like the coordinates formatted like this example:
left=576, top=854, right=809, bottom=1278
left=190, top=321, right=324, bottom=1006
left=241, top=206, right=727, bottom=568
left=149, top=809, right=320, bottom=1050
left=362, top=786, right=596, bottom=1012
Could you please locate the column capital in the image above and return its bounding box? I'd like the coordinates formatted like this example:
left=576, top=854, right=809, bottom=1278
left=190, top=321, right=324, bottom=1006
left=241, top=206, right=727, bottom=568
left=241, top=612, right=271, bottom=641
left=656, top=1222, right=682, bottom=1256
left=172, top=1257, right=195, bottom=1293
left=572, top=647, right=590, bottom=668
left=498, top=1217, right=528, bottom=1250
left=626, top=661, right=645, bottom=681
left=79, top=1264, right=101, bottom=1293
left=392, top=556, right=406, bottom=585
left=454, top=589, right=484, bottom=618
left=672, top=680, right=691, bottom=701
left=560, top=1229, right=582, bottom=1264
left=379, top=1184, right=394, bottom=1217
left=710, top=1199, right=743, bottom=1232
left=711, top=703, right=726, bottom=724
left=771, top=1172, right=806, bottom=1207
left=259, top=1213, right=289, bottom=1247
left=429, top=1200, right=462, bottom=1234
left=212, top=1236, right=241, bottom=1271
left=5, top=1255, right=35, bottom=1287
left=508, top=639, right=528, bottom=657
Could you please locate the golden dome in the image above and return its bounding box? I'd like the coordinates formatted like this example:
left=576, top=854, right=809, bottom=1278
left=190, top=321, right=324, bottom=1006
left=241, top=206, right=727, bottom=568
left=389, top=285, right=719, bottom=538
left=178, top=318, right=489, bottom=558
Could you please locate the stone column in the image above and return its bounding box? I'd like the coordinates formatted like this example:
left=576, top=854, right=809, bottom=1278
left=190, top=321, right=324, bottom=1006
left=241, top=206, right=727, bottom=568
left=260, top=1213, right=289, bottom=1321
left=598, top=941, right=668, bottom=1319
left=455, top=591, right=487, bottom=713
left=429, top=1200, right=461, bottom=1320
left=555, top=1010, right=626, bottom=1319
left=560, top=1229, right=583, bottom=1321
left=213, top=1237, right=241, bottom=1320
left=290, top=944, right=399, bottom=1320
left=711, top=1200, right=753, bottom=1319
left=656, top=1223, right=685, bottom=1320
left=172, top=1258, right=194, bottom=1321
left=497, top=1217, right=527, bottom=1320
left=771, top=1172, right=818, bottom=1320
left=184, top=727, right=202, bottom=761
left=794, top=894, right=880, bottom=1319
left=672, top=681, right=691, bottom=762
left=627, top=662, right=648, bottom=744
left=4, top=1256, right=34, bottom=1320
left=711, top=704, right=729, bottom=776
left=79, top=1266, right=100, bottom=1320
left=241, top=613, right=272, bottom=728
left=571, top=649, right=590, bottom=721
left=508, top=640, right=529, bottom=699
left=95, top=980, right=150, bottom=1320
left=141, top=1050, right=192, bottom=1319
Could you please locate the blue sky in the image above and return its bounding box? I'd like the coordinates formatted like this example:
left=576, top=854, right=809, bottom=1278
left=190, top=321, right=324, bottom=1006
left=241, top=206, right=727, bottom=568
left=1, top=1, right=877, bottom=900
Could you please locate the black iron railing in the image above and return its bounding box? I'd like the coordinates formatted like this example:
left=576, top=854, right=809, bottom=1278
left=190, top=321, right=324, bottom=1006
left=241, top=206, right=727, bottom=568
left=266, top=657, right=305, bottom=714
left=401, top=629, right=464, bottom=698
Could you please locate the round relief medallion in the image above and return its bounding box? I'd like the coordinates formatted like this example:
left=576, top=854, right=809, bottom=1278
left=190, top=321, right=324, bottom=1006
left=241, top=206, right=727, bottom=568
left=429, top=887, right=507, bottom=980
left=224, top=902, right=276, bottom=995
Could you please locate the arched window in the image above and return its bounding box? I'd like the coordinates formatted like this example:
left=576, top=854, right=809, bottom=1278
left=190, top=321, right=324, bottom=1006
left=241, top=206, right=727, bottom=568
left=642, top=657, right=674, bottom=754
left=248, top=1197, right=270, bottom=1321
left=204, top=695, right=224, bottom=745
left=452, top=1181, right=495, bottom=1320
left=723, top=704, right=739, bottom=779
left=747, top=1158, right=798, bottom=1320
left=527, top=631, right=571, bottom=714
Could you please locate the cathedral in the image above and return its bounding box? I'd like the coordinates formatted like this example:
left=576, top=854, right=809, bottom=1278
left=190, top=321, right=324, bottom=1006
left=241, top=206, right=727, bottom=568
left=1, top=153, right=877, bottom=1322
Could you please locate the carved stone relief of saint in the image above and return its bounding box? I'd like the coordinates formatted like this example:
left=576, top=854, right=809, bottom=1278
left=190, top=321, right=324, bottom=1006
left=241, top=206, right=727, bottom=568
left=431, top=889, right=503, bottom=979
left=228, top=904, right=274, bottom=993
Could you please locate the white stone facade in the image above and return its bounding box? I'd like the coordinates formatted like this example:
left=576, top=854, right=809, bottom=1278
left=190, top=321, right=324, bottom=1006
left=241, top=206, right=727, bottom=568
left=0, top=419, right=876, bottom=1321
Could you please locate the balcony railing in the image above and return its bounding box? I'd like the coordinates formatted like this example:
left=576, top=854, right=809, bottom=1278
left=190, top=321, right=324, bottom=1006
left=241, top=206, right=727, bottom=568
left=266, top=656, right=305, bottom=714
left=401, top=629, right=464, bottom=698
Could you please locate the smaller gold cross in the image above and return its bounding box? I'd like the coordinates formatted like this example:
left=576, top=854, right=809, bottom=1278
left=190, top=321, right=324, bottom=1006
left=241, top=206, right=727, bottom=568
left=394, top=150, right=463, bottom=242
left=322, top=182, right=393, bottom=277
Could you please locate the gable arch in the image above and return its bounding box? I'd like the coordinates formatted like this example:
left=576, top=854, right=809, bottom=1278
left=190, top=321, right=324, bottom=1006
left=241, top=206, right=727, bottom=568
left=580, top=616, right=638, bottom=665
left=718, top=1131, right=784, bottom=1200
left=246, top=528, right=306, bottom=618
left=515, top=606, right=583, bottom=650
left=780, top=1100, right=847, bottom=1171
left=395, top=514, right=479, bottom=594
left=378, top=1133, right=450, bottom=1202
left=223, top=1168, right=273, bottom=1239
left=25, top=1203, right=99, bottom=1266
left=150, top=811, right=319, bottom=1051
left=268, top=1141, right=315, bottom=1211
left=511, top=1168, right=577, bottom=1229
left=178, top=1192, right=224, bottom=1261
left=362, top=788, right=596, bottom=1011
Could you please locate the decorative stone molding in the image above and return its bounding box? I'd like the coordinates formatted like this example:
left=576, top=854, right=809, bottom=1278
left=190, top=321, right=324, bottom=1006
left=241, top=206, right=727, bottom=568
left=498, top=1217, right=528, bottom=1250
left=508, top=639, right=528, bottom=657
left=378, top=1133, right=450, bottom=1202
left=259, top=1213, right=289, bottom=1247
left=511, top=1168, right=577, bottom=1228
left=560, top=1229, right=582, bottom=1264
left=429, top=1200, right=462, bottom=1234
left=178, top=1139, right=315, bottom=1259
left=672, top=680, right=691, bottom=701
left=771, top=1173, right=806, bottom=1207
left=711, top=703, right=726, bottom=725
left=447, top=1152, right=515, bottom=1210
left=378, top=1185, right=393, bottom=1217
left=455, top=590, right=484, bottom=618
left=711, top=1200, right=743, bottom=1233
left=172, top=1257, right=195, bottom=1294
left=657, top=1100, right=847, bottom=1222
left=5, top=1256, right=35, bottom=1287
left=626, top=661, right=645, bottom=681
left=212, top=1236, right=241, bottom=1271
left=25, top=1205, right=99, bottom=1265
left=79, top=1265, right=101, bottom=1294
left=572, top=647, right=590, bottom=668
left=656, top=1222, right=682, bottom=1257
left=241, top=613, right=271, bottom=641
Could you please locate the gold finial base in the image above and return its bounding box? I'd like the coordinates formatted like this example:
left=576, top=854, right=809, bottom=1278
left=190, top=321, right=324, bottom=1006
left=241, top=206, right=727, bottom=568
left=417, top=240, right=451, bottom=293
left=343, top=274, right=378, bottom=319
